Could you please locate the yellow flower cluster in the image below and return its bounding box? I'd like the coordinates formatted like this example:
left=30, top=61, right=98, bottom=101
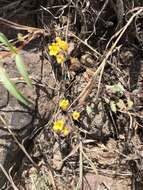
left=59, top=99, right=70, bottom=111
left=56, top=37, right=68, bottom=51
left=48, top=37, right=68, bottom=64
left=59, top=99, right=80, bottom=120
left=49, top=43, right=60, bottom=56
left=53, top=119, right=69, bottom=136
left=53, top=99, right=81, bottom=137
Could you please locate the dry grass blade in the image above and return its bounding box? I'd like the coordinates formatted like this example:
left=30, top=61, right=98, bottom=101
left=82, top=150, right=97, bottom=175
left=75, top=141, right=83, bottom=190
left=69, top=32, right=101, bottom=58
left=0, top=164, right=18, bottom=190
left=0, top=17, right=43, bottom=32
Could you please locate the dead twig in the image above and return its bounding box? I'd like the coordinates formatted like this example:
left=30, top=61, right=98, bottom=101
left=0, top=17, right=43, bottom=32
left=0, top=17, right=49, bottom=48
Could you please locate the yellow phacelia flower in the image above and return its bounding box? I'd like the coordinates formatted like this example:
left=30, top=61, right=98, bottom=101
left=72, top=111, right=80, bottom=121
left=59, top=99, right=69, bottom=111
left=62, top=127, right=69, bottom=136
left=49, top=43, right=60, bottom=56
left=56, top=37, right=68, bottom=48
left=56, top=37, right=68, bottom=51
left=48, top=37, right=69, bottom=64
left=53, top=119, right=64, bottom=132
left=53, top=120, right=70, bottom=137
left=56, top=53, right=65, bottom=64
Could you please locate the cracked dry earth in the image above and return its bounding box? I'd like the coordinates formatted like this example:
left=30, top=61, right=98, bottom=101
left=0, top=50, right=58, bottom=188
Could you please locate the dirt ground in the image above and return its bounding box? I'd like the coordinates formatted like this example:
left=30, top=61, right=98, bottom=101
left=0, top=0, right=143, bottom=190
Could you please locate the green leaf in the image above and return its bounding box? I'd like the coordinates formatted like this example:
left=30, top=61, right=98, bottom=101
left=110, top=101, right=117, bottom=113
left=0, top=67, right=32, bottom=106
left=86, top=105, right=92, bottom=115
left=106, top=83, right=125, bottom=94
left=127, top=98, right=133, bottom=110
left=15, top=54, right=32, bottom=88
left=116, top=99, right=125, bottom=110
left=0, top=32, right=17, bottom=53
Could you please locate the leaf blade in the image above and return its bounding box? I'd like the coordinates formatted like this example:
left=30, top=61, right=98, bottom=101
left=0, top=32, right=16, bottom=53
left=15, top=53, right=32, bottom=88
left=0, top=67, right=32, bottom=106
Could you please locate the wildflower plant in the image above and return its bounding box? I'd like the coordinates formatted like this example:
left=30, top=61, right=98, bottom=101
left=53, top=119, right=69, bottom=136
left=0, top=32, right=33, bottom=106
left=48, top=37, right=68, bottom=64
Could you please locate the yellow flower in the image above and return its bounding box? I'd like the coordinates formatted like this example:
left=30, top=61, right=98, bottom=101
left=53, top=120, right=70, bottom=137
left=56, top=37, right=62, bottom=43
left=53, top=119, right=64, bottom=132
left=49, top=43, right=60, bottom=56
left=62, top=127, right=69, bottom=136
left=72, top=111, right=80, bottom=121
left=56, top=54, right=65, bottom=64
left=56, top=37, right=68, bottom=51
left=59, top=99, right=69, bottom=111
